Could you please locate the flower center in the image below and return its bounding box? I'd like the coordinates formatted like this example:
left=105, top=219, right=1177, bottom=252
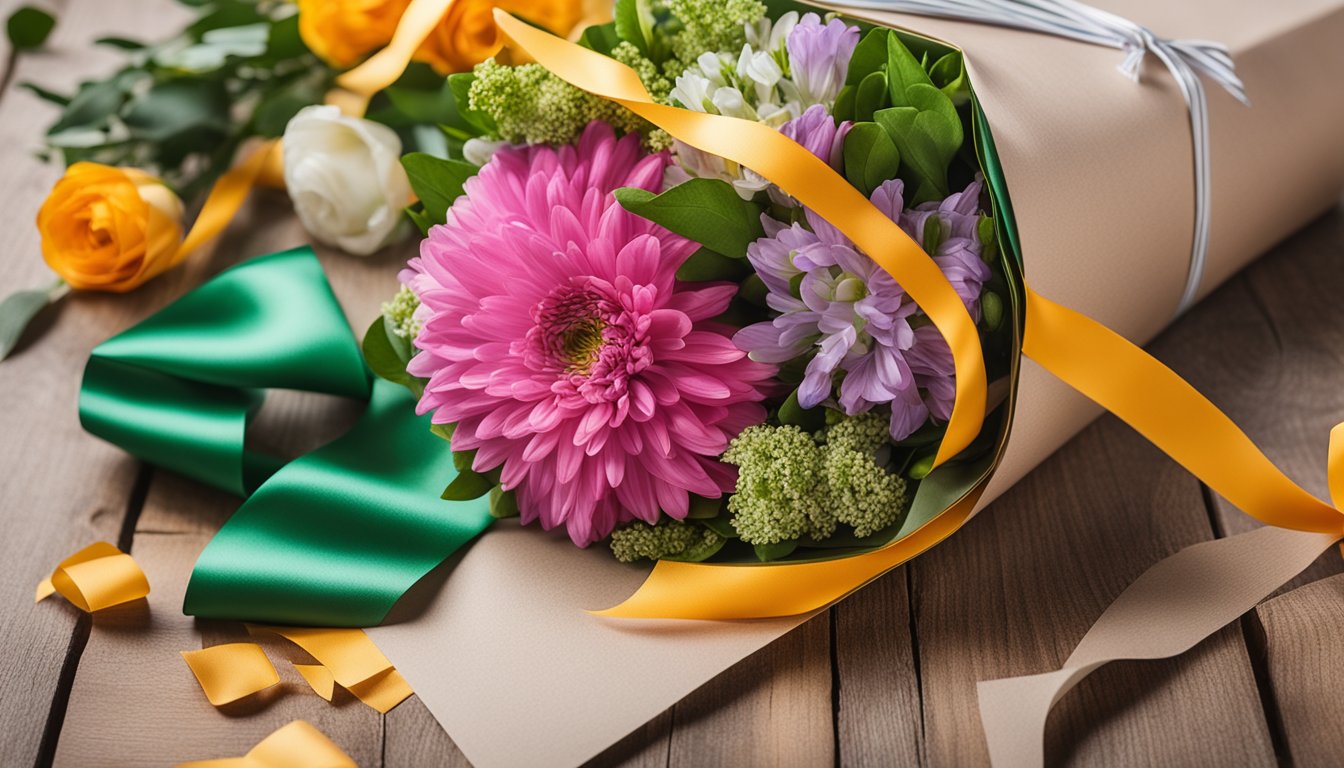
left=527, top=279, right=653, bottom=403
left=560, top=319, right=607, bottom=375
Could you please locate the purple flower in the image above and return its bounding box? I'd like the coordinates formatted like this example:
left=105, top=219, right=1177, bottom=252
left=734, top=178, right=991, bottom=439
left=786, top=13, right=860, bottom=108
left=780, top=104, right=852, bottom=169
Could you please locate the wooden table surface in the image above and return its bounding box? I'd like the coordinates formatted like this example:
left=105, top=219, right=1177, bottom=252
left=3, top=1, right=1343, bottom=766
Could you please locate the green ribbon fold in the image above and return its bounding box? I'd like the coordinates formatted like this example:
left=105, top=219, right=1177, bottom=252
left=79, top=247, right=493, bottom=626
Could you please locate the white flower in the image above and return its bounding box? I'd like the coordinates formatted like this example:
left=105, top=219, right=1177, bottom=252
left=282, top=105, right=413, bottom=256
left=462, top=137, right=508, bottom=167
left=710, top=86, right=756, bottom=120
left=745, top=11, right=797, bottom=62
left=670, top=72, right=715, bottom=113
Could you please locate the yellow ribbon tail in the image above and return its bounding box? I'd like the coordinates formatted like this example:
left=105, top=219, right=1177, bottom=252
left=336, top=0, right=457, bottom=97
left=36, top=541, right=150, bottom=612
left=176, top=140, right=280, bottom=262
left=176, top=720, right=356, bottom=768
left=1022, top=286, right=1341, bottom=534
left=493, top=11, right=987, bottom=469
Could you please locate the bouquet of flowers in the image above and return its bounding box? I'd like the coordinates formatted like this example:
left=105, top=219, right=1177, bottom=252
left=368, top=0, right=1017, bottom=564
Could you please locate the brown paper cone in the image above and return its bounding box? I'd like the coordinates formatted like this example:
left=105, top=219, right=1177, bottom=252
left=368, top=1, right=1344, bottom=764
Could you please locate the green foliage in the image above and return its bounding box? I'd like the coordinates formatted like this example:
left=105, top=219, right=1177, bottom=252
left=609, top=520, right=725, bottom=563
left=361, top=315, right=423, bottom=398
left=842, top=122, right=900, bottom=197
left=0, top=280, right=63, bottom=361
left=676, top=248, right=746, bottom=282
left=664, top=0, right=765, bottom=64
left=777, top=389, right=825, bottom=432
left=442, top=469, right=494, bottom=501
left=6, top=5, right=55, bottom=50
left=401, top=153, right=477, bottom=226
left=29, top=1, right=328, bottom=199
left=614, top=178, right=766, bottom=259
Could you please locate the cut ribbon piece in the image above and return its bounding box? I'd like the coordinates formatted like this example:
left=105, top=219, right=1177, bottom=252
left=78, top=248, right=493, bottom=626
left=176, top=720, right=356, bottom=768
left=293, top=664, right=336, bottom=702
left=249, top=626, right=413, bottom=713
left=181, top=643, right=281, bottom=707
left=35, top=542, right=149, bottom=612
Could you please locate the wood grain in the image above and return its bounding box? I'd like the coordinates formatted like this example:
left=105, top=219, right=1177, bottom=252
left=912, top=414, right=1275, bottom=766
left=1151, top=206, right=1344, bottom=591
left=0, top=1, right=202, bottom=763
left=1253, top=574, right=1344, bottom=768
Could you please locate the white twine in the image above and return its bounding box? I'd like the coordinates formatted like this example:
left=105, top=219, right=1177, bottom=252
left=827, top=0, right=1250, bottom=315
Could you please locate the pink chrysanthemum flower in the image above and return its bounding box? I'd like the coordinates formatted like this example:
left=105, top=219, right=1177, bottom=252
left=403, top=122, right=774, bottom=546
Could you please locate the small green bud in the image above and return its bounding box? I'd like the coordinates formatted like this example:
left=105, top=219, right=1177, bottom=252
left=908, top=453, right=935, bottom=480
left=922, top=215, right=945, bottom=254
left=981, top=291, right=1004, bottom=331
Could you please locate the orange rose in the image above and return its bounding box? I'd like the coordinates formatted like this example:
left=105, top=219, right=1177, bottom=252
left=298, top=0, right=412, bottom=70
left=37, top=163, right=185, bottom=293
left=301, top=0, right=595, bottom=76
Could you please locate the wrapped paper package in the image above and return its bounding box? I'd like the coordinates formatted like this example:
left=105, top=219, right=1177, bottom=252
left=356, top=0, right=1344, bottom=764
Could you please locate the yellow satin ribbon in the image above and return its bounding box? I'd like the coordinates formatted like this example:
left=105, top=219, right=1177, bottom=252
left=35, top=541, right=149, bottom=612
left=494, top=14, right=1344, bottom=620
left=181, top=643, right=281, bottom=707
left=176, top=141, right=282, bottom=262
left=177, top=720, right=356, bottom=768
left=336, top=0, right=461, bottom=101
left=292, top=664, right=337, bottom=701
left=247, top=625, right=414, bottom=713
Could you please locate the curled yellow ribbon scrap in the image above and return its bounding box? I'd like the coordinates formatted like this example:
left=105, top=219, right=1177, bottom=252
left=247, top=626, right=413, bottom=713
left=181, top=643, right=281, bottom=707
left=494, top=14, right=1344, bottom=620
left=176, top=720, right=356, bottom=768
left=292, top=664, right=337, bottom=701
left=35, top=542, right=149, bottom=612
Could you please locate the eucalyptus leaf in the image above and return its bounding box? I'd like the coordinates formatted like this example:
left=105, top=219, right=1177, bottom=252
left=753, top=540, right=798, bottom=562
left=7, top=6, right=56, bottom=50
left=0, top=282, right=61, bottom=360
left=401, top=153, right=477, bottom=225
left=442, top=469, right=493, bottom=501
left=614, top=178, right=765, bottom=259
left=842, top=121, right=900, bottom=197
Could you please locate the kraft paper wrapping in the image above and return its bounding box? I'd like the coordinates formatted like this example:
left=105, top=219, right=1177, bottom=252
left=367, top=1, right=1344, bottom=765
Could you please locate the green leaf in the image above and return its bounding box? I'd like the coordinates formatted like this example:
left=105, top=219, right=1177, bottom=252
left=929, top=51, right=968, bottom=104
left=19, top=81, right=69, bottom=106
left=613, top=0, right=653, bottom=55
left=579, top=22, right=620, bottom=55
left=430, top=423, right=454, bottom=443
left=488, top=486, right=520, bottom=518
left=832, top=84, right=856, bottom=123
left=406, top=205, right=434, bottom=237
left=686, top=495, right=723, bottom=519
left=447, top=73, right=494, bottom=134
left=252, top=89, right=314, bottom=138
left=846, top=28, right=888, bottom=86
left=382, top=80, right=458, bottom=127
left=873, top=84, right=962, bottom=203
left=753, top=540, right=798, bottom=562
left=48, top=81, right=124, bottom=135
left=886, top=31, right=934, bottom=105
left=739, top=273, right=768, bottom=307
left=93, top=36, right=145, bottom=50
left=777, top=389, right=826, bottom=432
left=842, top=122, right=900, bottom=197
left=853, top=70, right=888, bottom=123
left=676, top=247, right=745, bottom=282
left=614, top=178, right=765, bottom=259
left=442, top=469, right=493, bottom=501
left=0, top=282, right=61, bottom=361
left=7, top=6, right=55, bottom=50
left=401, top=153, right=477, bottom=225
left=452, top=447, right=475, bottom=472
left=361, top=316, right=423, bottom=397
left=123, top=79, right=230, bottom=142
left=701, top=516, right=738, bottom=539
left=664, top=529, right=727, bottom=562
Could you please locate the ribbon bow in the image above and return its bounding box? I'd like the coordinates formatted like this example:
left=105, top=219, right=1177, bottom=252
left=828, top=0, right=1249, bottom=315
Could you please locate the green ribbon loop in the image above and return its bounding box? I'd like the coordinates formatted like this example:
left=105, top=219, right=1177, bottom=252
left=79, top=247, right=493, bottom=626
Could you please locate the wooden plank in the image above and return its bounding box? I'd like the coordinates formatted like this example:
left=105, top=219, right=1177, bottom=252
left=913, top=414, right=1275, bottom=766
left=834, top=567, right=923, bottom=766
left=1253, top=574, right=1344, bottom=768
left=0, top=1, right=205, bottom=764
left=665, top=614, right=834, bottom=767
left=51, top=188, right=404, bottom=765
left=1152, top=205, right=1344, bottom=591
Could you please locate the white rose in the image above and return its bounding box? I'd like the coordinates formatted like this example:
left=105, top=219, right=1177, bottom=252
left=282, top=105, right=413, bottom=256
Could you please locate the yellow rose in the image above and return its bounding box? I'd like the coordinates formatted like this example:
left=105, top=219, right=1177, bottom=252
left=37, top=163, right=185, bottom=293
left=298, top=0, right=412, bottom=70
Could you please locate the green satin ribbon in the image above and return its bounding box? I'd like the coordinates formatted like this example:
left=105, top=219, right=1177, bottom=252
left=79, top=247, right=493, bottom=626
